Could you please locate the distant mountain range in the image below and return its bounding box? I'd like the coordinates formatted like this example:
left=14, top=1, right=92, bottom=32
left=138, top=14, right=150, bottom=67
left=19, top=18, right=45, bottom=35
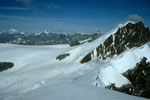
left=0, top=29, right=102, bottom=45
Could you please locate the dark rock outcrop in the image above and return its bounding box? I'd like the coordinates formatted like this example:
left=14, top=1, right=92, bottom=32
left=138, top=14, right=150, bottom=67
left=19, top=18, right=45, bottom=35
left=80, top=52, right=92, bottom=64
left=0, top=62, right=14, bottom=72
left=80, top=21, right=150, bottom=63
left=56, top=53, right=70, bottom=61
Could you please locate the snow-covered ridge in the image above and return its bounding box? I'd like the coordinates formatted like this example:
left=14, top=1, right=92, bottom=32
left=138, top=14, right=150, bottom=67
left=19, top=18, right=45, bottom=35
left=35, top=30, right=49, bottom=35
left=60, top=21, right=150, bottom=87
left=80, top=21, right=150, bottom=63
left=104, top=21, right=135, bottom=36
left=95, top=43, right=150, bottom=87
left=117, top=21, right=135, bottom=28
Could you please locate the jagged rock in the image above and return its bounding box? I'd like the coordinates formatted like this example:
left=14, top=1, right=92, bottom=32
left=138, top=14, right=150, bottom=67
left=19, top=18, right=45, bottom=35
left=80, top=53, right=92, bottom=64
left=56, top=53, right=70, bottom=61
left=80, top=21, right=150, bottom=63
left=103, top=35, right=113, bottom=47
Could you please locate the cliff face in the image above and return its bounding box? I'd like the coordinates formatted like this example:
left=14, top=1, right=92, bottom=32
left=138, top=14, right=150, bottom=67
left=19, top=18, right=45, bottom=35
left=80, top=22, right=150, bottom=63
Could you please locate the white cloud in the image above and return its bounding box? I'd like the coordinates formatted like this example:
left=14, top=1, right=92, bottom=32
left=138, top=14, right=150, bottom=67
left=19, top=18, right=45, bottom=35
left=0, top=7, right=29, bottom=10
left=127, top=14, right=143, bottom=21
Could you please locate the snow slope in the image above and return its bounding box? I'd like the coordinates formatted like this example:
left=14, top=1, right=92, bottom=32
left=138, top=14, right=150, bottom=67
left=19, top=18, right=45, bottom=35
left=76, top=42, right=150, bottom=88
left=97, top=44, right=150, bottom=87
left=0, top=21, right=150, bottom=100
left=0, top=44, right=149, bottom=100
left=3, top=82, right=148, bottom=100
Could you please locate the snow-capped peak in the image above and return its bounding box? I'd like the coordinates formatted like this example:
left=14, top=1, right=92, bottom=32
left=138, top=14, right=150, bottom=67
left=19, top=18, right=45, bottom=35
left=35, top=32, right=40, bottom=36
left=104, top=21, right=135, bottom=36
left=8, top=28, right=18, bottom=34
left=43, top=30, right=49, bottom=34
left=117, top=21, right=135, bottom=28
left=19, top=32, right=25, bottom=35
left=35, top=30, right=49, bottom=36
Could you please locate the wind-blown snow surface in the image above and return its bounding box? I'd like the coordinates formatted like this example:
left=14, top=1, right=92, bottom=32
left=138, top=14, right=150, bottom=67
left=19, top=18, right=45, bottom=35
left=0, top=44, right=149, bottom=100
left=0, top=22, right=150, bottom=100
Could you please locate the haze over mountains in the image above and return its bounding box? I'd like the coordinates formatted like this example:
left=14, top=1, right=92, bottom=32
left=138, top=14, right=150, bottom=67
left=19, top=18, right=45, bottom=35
left=0, top=29, right=101, bottom=45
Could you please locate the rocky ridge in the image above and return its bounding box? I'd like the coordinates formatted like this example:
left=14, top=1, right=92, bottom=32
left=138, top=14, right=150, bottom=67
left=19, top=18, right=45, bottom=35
left=80, top=21, right=150, bottom=63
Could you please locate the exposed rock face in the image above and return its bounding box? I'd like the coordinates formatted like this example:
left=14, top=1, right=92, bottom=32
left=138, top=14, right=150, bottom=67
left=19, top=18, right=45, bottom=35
left=80, top=52, right=92, bottom=64
left=56, top=53, right=70, bottom=61
left=106, top=57, right=150, bottom=99
left=80, top=21, right=150, bottom=63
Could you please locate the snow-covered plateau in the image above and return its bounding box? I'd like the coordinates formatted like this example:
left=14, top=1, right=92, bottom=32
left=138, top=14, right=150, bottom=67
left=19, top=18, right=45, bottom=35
left=0, top=21, right=150, bottom=100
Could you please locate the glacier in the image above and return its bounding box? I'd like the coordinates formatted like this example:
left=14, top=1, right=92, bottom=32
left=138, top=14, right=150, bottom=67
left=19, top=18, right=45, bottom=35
left=0, top=21, right=150, bottom=100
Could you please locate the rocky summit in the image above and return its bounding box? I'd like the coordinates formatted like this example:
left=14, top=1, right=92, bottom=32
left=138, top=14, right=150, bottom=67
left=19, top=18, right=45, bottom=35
left=80, top=21, right=150, bottom=63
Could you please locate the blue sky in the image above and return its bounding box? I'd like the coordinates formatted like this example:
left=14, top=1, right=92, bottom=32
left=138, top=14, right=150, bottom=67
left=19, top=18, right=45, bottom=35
left=0, top=0, right=150, bottom=33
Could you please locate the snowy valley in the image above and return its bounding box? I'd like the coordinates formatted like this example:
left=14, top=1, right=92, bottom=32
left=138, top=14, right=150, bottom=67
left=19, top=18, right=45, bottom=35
left=0, top=21, right=150, bottom=100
